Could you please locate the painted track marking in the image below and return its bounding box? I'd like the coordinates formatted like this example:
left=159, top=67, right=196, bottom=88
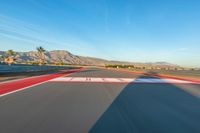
left=0, top=68, right=83, bottom=97
left=49, top=77, right=198, bottom=84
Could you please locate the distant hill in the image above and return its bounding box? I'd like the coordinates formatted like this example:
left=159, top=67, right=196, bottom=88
left=0, top=50, right=179, bottom=67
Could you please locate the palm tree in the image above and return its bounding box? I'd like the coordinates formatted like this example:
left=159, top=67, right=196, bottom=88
left=36, top=46, right=46, bottom=65
left=5, top=50, right=15, bottom=65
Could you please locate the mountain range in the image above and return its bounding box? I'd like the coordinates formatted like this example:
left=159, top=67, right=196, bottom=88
left=0, top=50, right=178, bottom=67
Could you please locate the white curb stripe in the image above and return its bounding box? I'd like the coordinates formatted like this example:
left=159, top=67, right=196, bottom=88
left=49, top=77, right=196, bottom=84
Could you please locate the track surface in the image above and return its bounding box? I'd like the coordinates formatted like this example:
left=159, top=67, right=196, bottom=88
left=0, top=68, right=200, bottom=133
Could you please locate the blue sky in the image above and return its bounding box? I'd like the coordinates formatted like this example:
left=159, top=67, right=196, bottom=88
left=0, top=0, right=200, bottom=67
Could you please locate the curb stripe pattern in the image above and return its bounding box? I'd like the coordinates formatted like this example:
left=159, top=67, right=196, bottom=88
left=49, top=77, right=199, bottom=84
left=0, top=68, right=83, bottom=96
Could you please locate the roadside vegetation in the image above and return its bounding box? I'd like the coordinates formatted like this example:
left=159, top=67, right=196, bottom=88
left=106, top=65, right=144, bottom=69
left=105, top=64, right=198, bottom=71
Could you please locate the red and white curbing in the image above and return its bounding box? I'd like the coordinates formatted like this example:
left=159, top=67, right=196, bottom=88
left=0, top=68, right=83, bottom=97
left=49, top=77, right=199, bottom=84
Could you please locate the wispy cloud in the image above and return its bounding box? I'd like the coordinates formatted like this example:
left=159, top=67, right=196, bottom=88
left=0, top=14, right=41, bottom=34
left=0, top=14, right=51, bottom=45
left=0, top=14, right=90, bottom=51
left=0, top=14, right=50, bottom=47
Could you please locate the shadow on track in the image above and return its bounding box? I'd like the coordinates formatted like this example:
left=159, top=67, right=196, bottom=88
left=89, top=75, right=200, bottom=133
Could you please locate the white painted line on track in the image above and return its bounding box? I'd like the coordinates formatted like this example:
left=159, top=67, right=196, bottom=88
left=49, top=77, right=198, bottom=84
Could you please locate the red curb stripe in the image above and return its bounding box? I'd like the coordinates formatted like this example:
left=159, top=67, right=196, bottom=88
left=0, top=68, right=83, bottom=95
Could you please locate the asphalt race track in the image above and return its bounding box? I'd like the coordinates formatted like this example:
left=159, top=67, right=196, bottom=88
left=0, top=68, right=200, bottom=133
